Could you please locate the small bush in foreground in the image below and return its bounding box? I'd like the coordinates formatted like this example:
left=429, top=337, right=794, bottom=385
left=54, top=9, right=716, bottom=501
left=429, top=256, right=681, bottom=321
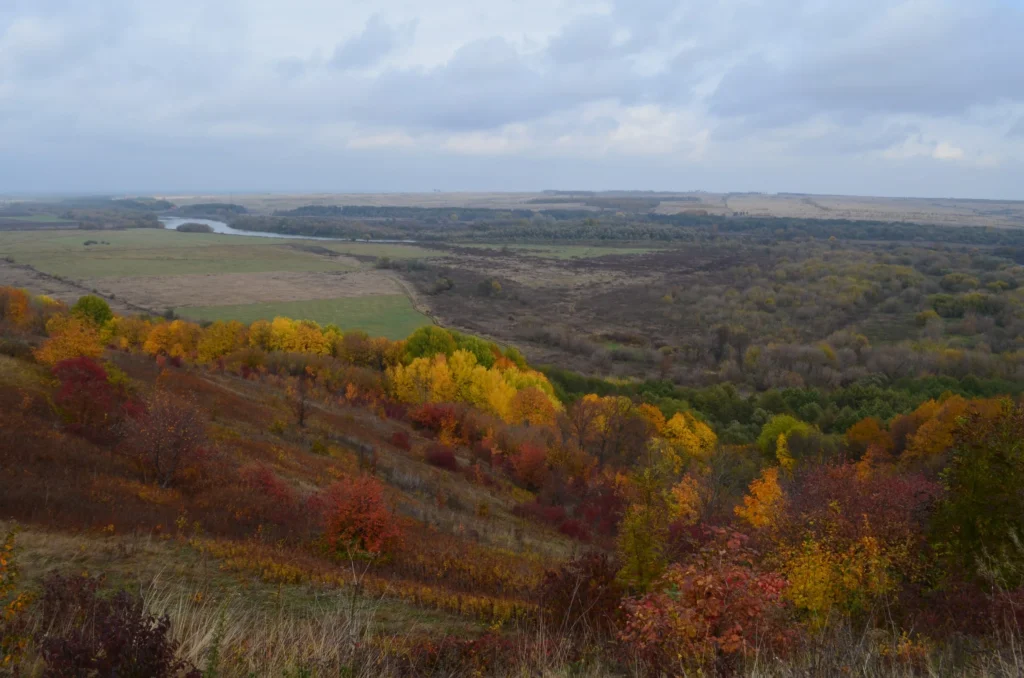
left=38, top=573, right=200, bottom=677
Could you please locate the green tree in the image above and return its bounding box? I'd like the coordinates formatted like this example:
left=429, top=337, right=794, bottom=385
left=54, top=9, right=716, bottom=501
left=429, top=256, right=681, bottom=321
left=404, top=326, right=457, bottom=361
left=933, top=401, right=1024, bottom=583
left=72, top=294, right=113, bottom=327
left=757, top=414, right=814, bottom=460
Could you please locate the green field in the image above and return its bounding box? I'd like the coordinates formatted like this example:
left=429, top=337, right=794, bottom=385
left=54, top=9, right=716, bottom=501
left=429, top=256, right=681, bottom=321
left=0, top=214, right=68, bottom=223
left=0, top=229, right=439, bottom=277
left=457, top=243, right=663, bottom=259
left=176, top=295, right=431, bottom=339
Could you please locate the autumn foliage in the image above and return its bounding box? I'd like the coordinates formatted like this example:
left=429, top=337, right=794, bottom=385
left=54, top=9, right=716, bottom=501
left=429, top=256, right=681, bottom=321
left=319, top=475, right=404, bottom=556
left=9, top=285, right=1024, bottom=675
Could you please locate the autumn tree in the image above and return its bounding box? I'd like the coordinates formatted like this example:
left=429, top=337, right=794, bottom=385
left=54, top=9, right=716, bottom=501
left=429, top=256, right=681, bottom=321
left=0, top=288, right=31, bottom=328
left=845, top=417, right=891, bottom=458
left=660, top=411, right=717, bottom=471
left=34, top=314, right=105, bottom=366
left=734, top=467, right=785, bottom=530
left=319, top=475, right=404, bottom=556
left=142, top=320, right=201, bottom=359
left=780, top=464, right=939, bottom=626
left=509, top=386, right=557, bottom=427
left=125, top=390, right=206, bottom=488
left=52, top=357, right=128, bottom=443
left=196, top=320, right=247, bottom=364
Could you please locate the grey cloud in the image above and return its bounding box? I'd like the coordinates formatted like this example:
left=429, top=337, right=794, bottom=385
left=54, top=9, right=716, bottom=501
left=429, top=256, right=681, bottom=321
left=0, top=0, right=1020, bottom=198
left=330, top=14, right=416, bottom=70
left=709, top=2, right=1024, bottom=126
left=545, top=14, right=619, bottom=64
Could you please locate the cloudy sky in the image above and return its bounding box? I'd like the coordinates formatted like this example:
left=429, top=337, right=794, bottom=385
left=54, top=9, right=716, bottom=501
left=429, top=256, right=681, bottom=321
left=1, top=0, right=1022, bottom=198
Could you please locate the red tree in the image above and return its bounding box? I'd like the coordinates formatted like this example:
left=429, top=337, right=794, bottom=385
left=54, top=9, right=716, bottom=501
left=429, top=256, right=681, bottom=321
left=319, top=475, right=403, bottom=556
left=52, top=357, right=127, bottom=443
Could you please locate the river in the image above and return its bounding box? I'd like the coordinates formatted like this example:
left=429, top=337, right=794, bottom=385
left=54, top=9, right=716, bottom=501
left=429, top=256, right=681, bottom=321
left=158, top=217, right=415, bottom=243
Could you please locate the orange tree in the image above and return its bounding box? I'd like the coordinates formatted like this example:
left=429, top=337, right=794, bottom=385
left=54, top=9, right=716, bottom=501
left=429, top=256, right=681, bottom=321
left=318, top=475, right=404, bottom=558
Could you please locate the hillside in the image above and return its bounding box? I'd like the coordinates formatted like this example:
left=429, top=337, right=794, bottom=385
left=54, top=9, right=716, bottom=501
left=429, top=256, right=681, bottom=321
left=4, top=288, right=1024, bottom=676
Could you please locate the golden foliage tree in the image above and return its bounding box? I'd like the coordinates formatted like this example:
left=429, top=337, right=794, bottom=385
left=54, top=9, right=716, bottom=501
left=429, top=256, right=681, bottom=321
left=34, top=315, right=105, bottom=366
left=197, top=320, right=248, bottom=364
left=734, top=467, right=785, bottom=530
left=143, top=319, right=201, bottom=359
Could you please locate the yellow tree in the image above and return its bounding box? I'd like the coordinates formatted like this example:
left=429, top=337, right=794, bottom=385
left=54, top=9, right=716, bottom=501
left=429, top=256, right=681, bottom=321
left=387, top=354, right=456, bottom=404
left=107, top=315, right=153, bottom=351
left=34, top=315, right=105, bottom=365
left=735, top=467, right=785, bottom=530
left=668, top=473, right=704, bottom=526
left=662, top=412, right=717, bottom=466
left=197, top=320, right=247, bottom=363
left=637, top=403, right=666, bottom=436
left=510, top=386, right=557, bottom=427
left=470, top=366, right=517, bottom=421
left=448, top=349, right=479, bottom=402
left=143, top=320, right=201, bottom=359
left=248, top=319, right=273, bottom=350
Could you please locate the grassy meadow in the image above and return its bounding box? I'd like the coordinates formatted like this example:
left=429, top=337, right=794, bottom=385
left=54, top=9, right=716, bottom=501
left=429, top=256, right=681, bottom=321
left=177, top=295, right=431, bottom=339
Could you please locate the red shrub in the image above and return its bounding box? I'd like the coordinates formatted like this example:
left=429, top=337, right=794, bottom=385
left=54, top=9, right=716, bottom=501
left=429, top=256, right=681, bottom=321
left=558, top=518, right=591, bottom=542
left=510, top=443, right=549, bottom=490
left=37, top=573, right=200, bottom=678
left=382, top=401, right=408, bottom=420
left=620, top=530, right=789, bottom=673
left=576, top=477, right=628, bottom=537
left=409, top=403, right=459, bottom=435
left=424, top=444, right=458, bottom=471
left=784, top=463, right=940, bottom=551
left=539, top=551, right=623, bottom=640
left=512, top=501, right=566, bottom=526
left=239, top=464, right=299, bottom=525
left=53, top=357, right=121, bottom=443
left=318, top=475, right=403, bottom=555
left=391, top=430, right=411, bottom=451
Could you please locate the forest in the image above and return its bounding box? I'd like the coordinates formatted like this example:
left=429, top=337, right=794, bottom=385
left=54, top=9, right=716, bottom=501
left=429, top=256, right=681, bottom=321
left=4, top=278, right=1024, bottom=676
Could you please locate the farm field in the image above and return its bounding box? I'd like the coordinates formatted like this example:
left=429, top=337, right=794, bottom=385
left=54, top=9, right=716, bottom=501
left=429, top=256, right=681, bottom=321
left=176, top=294, right=431, bottom=339
left=0, top=230, right=356, bottom=278
left=0, top=214, right=68, bottom=223
left=0, top=228, right=439, bottom=336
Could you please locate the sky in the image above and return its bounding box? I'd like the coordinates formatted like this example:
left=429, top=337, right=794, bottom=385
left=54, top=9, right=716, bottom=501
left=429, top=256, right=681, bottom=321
left=0, top=0, right=1022, bottom=198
